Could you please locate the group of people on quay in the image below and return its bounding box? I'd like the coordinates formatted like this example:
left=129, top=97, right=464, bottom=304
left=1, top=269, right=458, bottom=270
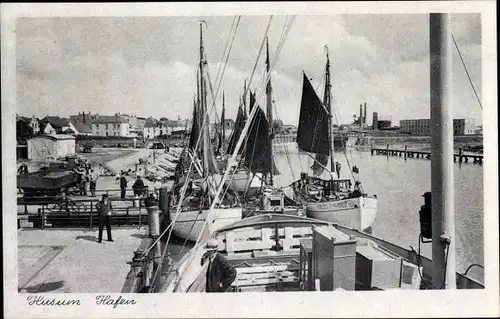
left=74, top=159, right=99, bottom=196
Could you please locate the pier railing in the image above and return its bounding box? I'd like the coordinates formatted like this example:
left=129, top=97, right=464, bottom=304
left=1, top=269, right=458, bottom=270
left=371, top=145, right=483, bottom=163
left=17, top=194, right=153, bottom=230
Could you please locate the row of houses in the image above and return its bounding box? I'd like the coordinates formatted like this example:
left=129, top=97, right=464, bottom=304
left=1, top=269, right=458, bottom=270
left=16, top=113, right=196, bottom=140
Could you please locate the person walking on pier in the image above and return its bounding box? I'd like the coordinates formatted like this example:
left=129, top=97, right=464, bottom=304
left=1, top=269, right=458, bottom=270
left=96, top=194, right=113, bottom=243
left=132, top=175, right=145, bottom=197
left=202, top=239, right=236, bottom=292
left=120, top=173, right=128, bottom=199
left=89, top=169, right=98, bottom=196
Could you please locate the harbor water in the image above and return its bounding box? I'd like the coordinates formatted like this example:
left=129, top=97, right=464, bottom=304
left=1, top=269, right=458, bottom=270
left=273, top=143, right=484, bottom=282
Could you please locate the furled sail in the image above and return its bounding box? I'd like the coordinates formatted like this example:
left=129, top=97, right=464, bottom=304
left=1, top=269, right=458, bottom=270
left=204, top=121, right=220, bottom=175
left=296, top=73, right=330, bottom=155
left=189, top=99, right=201, bottom=154
left=226, top=105, right=246, bottom=155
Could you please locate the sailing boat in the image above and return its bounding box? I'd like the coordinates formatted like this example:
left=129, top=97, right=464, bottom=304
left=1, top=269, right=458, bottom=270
left=153, top=15, right=484, bottom=294
left=169, top=24, right=243, bottom=242
left=292, top=51, right=378, bottom=232
left=225, top=80, right=263, bottom=193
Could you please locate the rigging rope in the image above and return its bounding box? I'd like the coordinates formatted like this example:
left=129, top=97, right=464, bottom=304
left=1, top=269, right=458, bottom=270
left=175, top=16, right=296, bottom=291
left=451, top=34, right=482, bottom=110
left=145, top=18, right=243, bottom=287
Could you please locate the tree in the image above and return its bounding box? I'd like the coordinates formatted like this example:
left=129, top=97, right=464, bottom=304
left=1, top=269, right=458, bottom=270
left=16, top=120, right=34, bottom=142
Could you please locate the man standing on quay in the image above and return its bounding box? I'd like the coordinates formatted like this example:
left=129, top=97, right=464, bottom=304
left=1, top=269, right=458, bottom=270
left=96, top=194, right=113, bottom=243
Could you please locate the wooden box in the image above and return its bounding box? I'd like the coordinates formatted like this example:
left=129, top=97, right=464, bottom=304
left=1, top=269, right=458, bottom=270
left=355, top=245, right=403, bottom=290
left=311, top=226, right=357, bottom=291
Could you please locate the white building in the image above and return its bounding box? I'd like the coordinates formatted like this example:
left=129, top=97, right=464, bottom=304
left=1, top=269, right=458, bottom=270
left=91, top=115, right=130, bottom=137
left=399, top=118, right=475, bottom=136
left=143, top=118, right=169, bottom=139
left=28, top=116, right=40, bottom=134
left=27, top=134, right=76, bottom=161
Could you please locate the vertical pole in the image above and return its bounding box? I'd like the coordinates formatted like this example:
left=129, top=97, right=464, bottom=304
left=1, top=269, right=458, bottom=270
left=266, top=37, right=274, bottom=186
left=41, top=205, right=45, bottom=230
left=147, top=204, right=162, bottom=271
left=324, top=49, right=335, bottom=174
left=90, top=200, right=93, bottom=230
left=429, top=13, right=456, bottom=289
left=404, top=145, right=408, bottom=160
left=138, top=200, right=142, bottom=230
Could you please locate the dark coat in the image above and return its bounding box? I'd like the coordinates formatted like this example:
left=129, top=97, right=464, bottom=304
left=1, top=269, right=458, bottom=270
left=204, top=252, right=237, bottom=292
left=96, top=199, right=112, bottom=218
left=132, top=178, right=145, bottom=190
left=120, top=176, right=128, bottom=189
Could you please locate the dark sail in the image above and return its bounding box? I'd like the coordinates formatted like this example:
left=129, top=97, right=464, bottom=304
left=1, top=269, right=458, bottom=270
left=296, top=73, right=330, bottom=155
left=243, top=104, right=280, bottom=174
left=226, top=106, right=246, bottom=155
left=311, top=153, right=328, bottom=176
left=249, top=90, right=256, bottom=113
left=189, top=100, right=201, bottom=153
left=244, top=105, right=272, bottom=173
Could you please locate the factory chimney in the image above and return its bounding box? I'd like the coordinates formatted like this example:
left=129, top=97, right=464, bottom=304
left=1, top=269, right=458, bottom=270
left=359, top=104, right=363, bottom=128
left=364, top=102, right=367, bottom=124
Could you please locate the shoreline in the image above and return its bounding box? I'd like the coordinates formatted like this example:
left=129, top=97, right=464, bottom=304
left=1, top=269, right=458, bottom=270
left=363, top=135, right=483, bottom=152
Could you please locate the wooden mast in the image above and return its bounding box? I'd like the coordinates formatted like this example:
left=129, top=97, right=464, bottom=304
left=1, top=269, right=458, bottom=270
left=324, top=48, right=335, bottom=175
left=199, top=23, right=210, bottom=179
left=266, top=37, right=274, bottom=186
left=222, top=91, right=225, bottom=153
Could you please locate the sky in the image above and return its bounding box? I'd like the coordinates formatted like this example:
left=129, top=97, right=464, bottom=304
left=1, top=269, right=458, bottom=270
left=16, top=13, right=482, bottom=126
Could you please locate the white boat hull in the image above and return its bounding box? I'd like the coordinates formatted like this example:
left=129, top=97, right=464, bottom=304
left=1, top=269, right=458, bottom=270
left=305, top=196, right=377, bottom=231
left=170, top=208, right=243, bottom=242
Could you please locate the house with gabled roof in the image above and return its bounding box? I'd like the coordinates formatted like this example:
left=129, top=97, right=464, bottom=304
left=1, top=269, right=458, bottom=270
left=91, top=115, right=130, bottom=137
left=143, top=117, right=169, bottom=139
left=70, top=119, right=93, bottom=136
left=40, top=116, right=76, bottom=135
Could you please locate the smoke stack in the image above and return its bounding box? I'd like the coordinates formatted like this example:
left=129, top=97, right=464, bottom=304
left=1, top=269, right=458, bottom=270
left=82, top=111, right=86, bottom=124
left=359, top=104, right=363, bottom=127
left=364, top=102, right=367, bottom=124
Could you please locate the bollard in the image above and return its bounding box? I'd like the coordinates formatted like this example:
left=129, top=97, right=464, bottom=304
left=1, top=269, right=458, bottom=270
left=41, top=206, right=46, bottom=230
left=315, top=278, right=321, bottom=291
left=131, top=249, right=147, bottom=291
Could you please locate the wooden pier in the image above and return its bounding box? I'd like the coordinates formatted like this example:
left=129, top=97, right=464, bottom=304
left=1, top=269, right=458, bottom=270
left=371, top=145, right=483, bottom=163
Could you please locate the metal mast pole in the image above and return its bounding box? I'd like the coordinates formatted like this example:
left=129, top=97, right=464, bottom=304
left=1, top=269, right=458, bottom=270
left=429, top=13, right=456, bottom=289
left=222, top=91, right=225, bottom=152
left=324, top=49, right=335, bottom=174
left=266, top=37, right=274, bottom=186
left=199, top=23, right=210, bottom=178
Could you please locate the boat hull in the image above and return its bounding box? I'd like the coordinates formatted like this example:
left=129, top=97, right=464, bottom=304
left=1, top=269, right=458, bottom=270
left=170, top=208, right=242, bottom=242
left=305, top=196, right=377, bottom=231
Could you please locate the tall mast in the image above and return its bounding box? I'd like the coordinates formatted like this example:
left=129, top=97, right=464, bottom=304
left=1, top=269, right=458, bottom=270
left=429, top=13, right=456, bottom=289
left=199, top=23, right=210, bottom=178
left=324, top=48, right=335, bottom=174
left=243, top=79, right=248, bottom=119
left=222, top=91, right=225, bottom=151
left=266, top=37, right=274, bottom=185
